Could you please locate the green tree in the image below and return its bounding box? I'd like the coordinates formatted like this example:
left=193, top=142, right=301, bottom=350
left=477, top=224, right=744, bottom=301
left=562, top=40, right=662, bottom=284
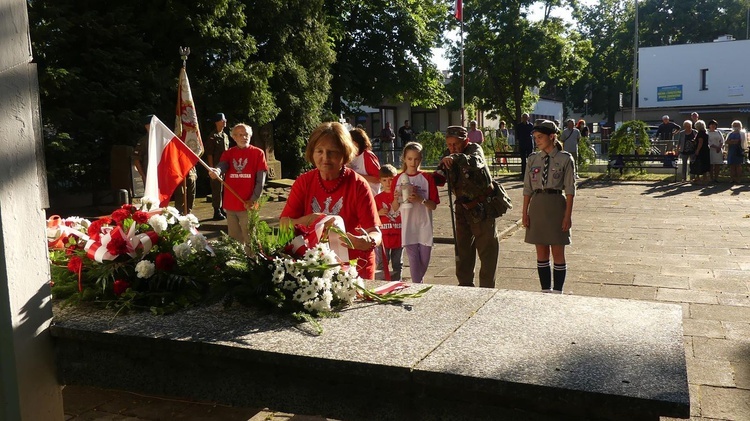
left=324, top=0, right=451, bottom=115
left=243, top=0, right=334, bottom=176
left=570, top=0, right=635, bottom=125
left=637, top=0, right=749, bottom=46
left=29, top=0, right=276, bottom=192
left=450, top=0, right=587, bottom=125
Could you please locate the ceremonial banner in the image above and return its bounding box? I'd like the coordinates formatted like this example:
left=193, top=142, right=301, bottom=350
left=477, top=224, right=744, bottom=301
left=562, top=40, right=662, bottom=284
left=455, top=0, right=462, bottom=20
left=175, top=67, right=204, bottom=157
left=143, top=116, right=200, bottom=206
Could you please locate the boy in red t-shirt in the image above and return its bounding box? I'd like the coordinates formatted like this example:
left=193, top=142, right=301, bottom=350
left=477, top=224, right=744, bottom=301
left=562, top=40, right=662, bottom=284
left=208, top=123, right=268, bottom=252
left=373, top=164, right=402, bottom=281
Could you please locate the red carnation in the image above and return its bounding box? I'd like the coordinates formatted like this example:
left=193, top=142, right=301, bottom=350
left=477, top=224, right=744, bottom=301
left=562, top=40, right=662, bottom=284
left=65, top=244, right=77, bottom=255
left=67, top=256, right=83, bottom=273
left=155, top=252, right=176, bottom=271
left=113, top=279, right=130, bottom=296
left=106, top=236, right=129, bottom=256
left=111, top=209, right=130, bottom=224
left=133, top=211, right=149, bottom=224
left=87, top=217, right=112, bottom=241
left=120, top=204, right=136, bottom=213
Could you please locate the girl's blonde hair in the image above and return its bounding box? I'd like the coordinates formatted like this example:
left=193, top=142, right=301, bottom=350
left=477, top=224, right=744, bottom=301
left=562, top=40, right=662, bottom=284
left=400, top=142, right=423, bottom=172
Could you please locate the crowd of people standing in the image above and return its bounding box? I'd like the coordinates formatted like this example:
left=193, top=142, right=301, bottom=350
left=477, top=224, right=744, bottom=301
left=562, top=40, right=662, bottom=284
left=669, top=112, right=748, bottom=184
left=134, top=115, right=579, bottom=293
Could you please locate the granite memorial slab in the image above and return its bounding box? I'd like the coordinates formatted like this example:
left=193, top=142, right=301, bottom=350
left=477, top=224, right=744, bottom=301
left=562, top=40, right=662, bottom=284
left=51, top=285, right=689, bottom=420
left=414, top=289, right=690, bottom=420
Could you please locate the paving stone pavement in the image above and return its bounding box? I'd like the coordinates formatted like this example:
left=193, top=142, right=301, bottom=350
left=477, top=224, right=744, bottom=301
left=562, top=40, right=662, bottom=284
left=64, top=177, right=750, bottom=420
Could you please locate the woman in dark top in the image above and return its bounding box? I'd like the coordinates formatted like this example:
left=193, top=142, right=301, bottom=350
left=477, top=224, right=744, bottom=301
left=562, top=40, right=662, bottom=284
left=693, top=120, right=710, bottom=184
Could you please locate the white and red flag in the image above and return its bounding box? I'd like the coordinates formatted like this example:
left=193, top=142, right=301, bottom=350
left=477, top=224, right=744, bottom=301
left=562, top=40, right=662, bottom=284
left=455, top=0, right=462, bottom=20
left=175, top=67, right=204, bottom=158
left=143, top=116, right=200, bottom=207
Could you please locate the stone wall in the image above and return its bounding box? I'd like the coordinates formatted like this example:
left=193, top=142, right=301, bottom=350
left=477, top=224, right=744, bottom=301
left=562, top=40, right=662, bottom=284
left=0, top=0, right=64, bottom=419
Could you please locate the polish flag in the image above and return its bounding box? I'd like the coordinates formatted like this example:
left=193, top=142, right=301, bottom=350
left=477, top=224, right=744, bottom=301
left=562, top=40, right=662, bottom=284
left=143, top=116, right=200, bottom=207
left=455, top=0, right=462, bottom=21
left=175, top=67, right=204, bottom=158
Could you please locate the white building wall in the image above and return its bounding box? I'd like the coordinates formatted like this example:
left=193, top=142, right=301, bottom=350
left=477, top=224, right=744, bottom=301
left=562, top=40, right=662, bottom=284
left=533, top=99, right=564, bottom=123
left=639, top=39, right=750, bottom=109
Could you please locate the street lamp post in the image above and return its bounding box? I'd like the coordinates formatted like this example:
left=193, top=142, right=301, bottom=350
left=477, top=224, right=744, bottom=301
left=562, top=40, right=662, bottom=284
left=583, top=98, right=589, bottom=117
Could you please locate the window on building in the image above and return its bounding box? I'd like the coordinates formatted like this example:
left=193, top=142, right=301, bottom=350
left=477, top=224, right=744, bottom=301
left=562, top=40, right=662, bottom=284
left=700, top=69, right=708, bottom=91
left=412, top=111, right=439, bottom=134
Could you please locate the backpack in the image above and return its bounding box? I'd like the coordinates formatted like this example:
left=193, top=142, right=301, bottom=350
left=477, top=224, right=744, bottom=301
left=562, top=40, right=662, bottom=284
left=448, top=144, right=512, bottom=222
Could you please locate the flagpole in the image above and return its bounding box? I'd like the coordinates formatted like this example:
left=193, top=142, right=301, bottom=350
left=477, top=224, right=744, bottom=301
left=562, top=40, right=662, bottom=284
left=459, top=3, right=465, bottom=126
left=631, top=0, right=638, bottom=121
left=178, top=47, right=191, bottom=215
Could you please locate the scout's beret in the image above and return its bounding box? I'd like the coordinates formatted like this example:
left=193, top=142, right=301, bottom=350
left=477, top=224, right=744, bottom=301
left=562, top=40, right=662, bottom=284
left=532, top=120, right=558, bottom=135
left=213, top=113, right=227, bottom=122
left=143, top=114, right=154, bottom=125
left=446, top=126, right=468, bottom=141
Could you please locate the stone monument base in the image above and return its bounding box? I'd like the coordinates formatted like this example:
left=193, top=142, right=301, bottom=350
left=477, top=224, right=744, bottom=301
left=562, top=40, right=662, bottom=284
left=51, top=286, right=690, bottom=420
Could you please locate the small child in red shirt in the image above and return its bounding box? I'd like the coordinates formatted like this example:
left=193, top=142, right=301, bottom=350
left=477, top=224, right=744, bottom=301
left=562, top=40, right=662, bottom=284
left=373, top=164, right=403, bottom=281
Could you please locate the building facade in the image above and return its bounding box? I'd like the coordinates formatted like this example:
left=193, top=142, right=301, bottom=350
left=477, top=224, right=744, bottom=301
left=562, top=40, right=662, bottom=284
left=638, top=36, right=750, bottom=127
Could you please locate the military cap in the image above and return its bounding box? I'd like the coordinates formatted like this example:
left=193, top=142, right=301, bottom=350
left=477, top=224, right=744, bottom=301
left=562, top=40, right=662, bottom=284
left=532, top=120, right=558, bottom=135
left=213, top=113, right=227, bottom=122
left=446, top=125, right=468, bottom=141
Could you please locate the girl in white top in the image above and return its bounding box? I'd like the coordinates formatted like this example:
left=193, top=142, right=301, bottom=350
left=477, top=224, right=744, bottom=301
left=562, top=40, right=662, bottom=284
left=706, top=120, right=724, bottom=182
left=392, top=142, right=440, bottom=283
left=348, top=128, right=382, bottom=197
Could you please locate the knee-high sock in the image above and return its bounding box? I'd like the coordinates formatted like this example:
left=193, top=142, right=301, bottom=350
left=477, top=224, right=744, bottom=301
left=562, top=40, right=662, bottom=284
left=537, top=260, right=551, bottom=290
left=553, top=263, right=567, bottom=291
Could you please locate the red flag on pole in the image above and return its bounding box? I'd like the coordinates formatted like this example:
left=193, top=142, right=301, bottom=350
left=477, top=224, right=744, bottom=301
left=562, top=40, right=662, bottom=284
left=455, top=0, right=462, bottom=20
left=175, top=67, right=204, bottom=158
left=143, top=116, right=200, bottom=207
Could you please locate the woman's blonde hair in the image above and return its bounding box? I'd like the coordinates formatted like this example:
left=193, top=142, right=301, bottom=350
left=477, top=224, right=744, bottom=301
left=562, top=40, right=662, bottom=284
left=694, top=120, right=706, bottom=131
left=400, top=142, right=423, bottom=172
left=732, top=120, right=743, bottom=131
left=304, top=122, right=356, bottom=166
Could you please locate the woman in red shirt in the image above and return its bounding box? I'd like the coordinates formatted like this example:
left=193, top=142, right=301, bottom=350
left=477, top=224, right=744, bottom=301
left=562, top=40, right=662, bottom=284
left=280, top=122, right=382, bottom=279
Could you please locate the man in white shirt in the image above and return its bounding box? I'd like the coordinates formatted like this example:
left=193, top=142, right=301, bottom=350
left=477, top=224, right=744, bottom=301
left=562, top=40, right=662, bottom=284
left=561, top=119, right=581, bottom=165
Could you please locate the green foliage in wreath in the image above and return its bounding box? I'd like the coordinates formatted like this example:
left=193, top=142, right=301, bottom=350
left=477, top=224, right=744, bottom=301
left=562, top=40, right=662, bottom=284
left=609, top=121, right=651, bottom=155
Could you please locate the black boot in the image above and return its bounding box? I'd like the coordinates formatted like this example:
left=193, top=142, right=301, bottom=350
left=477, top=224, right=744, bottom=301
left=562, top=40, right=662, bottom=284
left=213, top=209, right=226, bottom=220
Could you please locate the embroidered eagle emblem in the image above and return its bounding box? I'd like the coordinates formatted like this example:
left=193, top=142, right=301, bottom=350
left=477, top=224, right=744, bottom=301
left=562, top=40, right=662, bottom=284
left=312, top=196, right=344, bottom=215
left=232, top=157, right=248, bottom=173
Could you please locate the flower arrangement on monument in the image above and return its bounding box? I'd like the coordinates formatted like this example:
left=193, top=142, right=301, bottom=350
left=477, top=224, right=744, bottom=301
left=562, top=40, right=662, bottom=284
left=47, top=199, right=431, bottom=331
left=210, top=202, right=431, bottom=333
left=47, top=204, right=215, bottom=314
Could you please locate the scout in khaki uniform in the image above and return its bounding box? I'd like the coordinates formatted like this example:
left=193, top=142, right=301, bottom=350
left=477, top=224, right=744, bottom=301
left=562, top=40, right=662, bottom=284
left=522, top=120, right=576, bottom=293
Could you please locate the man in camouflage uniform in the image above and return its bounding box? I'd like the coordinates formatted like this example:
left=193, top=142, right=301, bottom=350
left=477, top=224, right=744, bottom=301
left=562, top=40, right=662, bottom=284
left=440, top=126, right=500, bottom=288
left=204, top=113, right=231, bottom=220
